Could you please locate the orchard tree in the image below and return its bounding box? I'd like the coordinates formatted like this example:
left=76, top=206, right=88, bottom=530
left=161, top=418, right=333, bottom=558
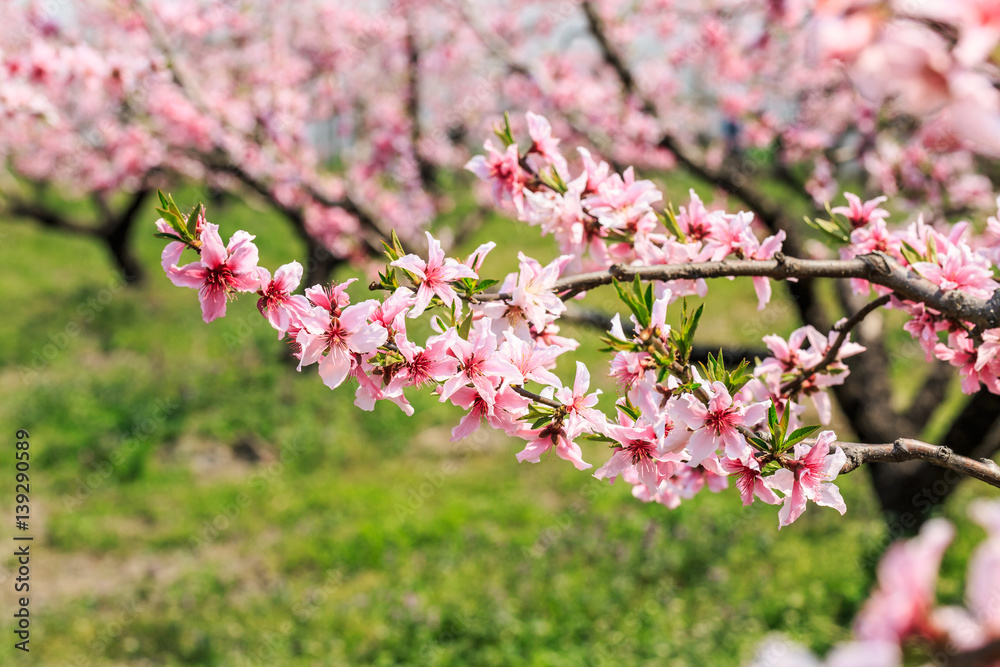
left=0, top=0, right=493, bottom=283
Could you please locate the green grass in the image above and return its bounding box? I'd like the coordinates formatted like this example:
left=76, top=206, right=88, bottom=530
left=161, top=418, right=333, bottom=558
left=0, top=180, right=996, bottom=666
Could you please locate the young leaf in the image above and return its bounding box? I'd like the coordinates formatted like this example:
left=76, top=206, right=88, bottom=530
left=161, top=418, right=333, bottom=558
left=899, top=241, right=924, bottom=267
left=457, top=310, right=473, bottom=340
left=783, top=425, right=821, bottom=450
left=659, top=206, right=686, bottom=242
left=767, top=402, right=780, bottom=442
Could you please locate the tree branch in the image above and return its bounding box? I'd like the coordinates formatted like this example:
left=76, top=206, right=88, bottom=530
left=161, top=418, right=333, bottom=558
left=947, top=637, right=1000, bottom=667
left=511, top=384, right=562, bottom=409
left=834, top=438, right=1000, bottom=488
left=5, top=199, right=98, bottom=235
left=472, top=254, right=1000, bottom=330
left=781, top=293, right=891, bottom=396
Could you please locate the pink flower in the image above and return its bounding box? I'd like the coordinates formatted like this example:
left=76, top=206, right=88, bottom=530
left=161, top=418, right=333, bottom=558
left=854, top=518, right=955, bottom=643
left=514, top=418, right=591, bottom=470
left=525, top=111, right=567, bottom=177
left=554, top=362, right=608, bottom=434
left=510, top=253, right=572, bottom=332
left=720, top=455, right=780, bottom=506
left=305, top=279, right=354, bottom=314
left=465, top=140, right=529, bottom=212
left=167, top=223, right=261, bottom=323
left=368, top=287, right=415, bottom=341
left=583, top=167, right=662, bottom=232
left=155, top=207, right=204, bottom=271
left=498, top=331, right=566, bottom=388
left=769, top=431, right=847, bottom=527
left=256, top=261, right=311, bottom=337
left=391, top=232, right=478, bottom=318
left=449, top=385, right=529, bottom=441
left=439, top=323, right=523, bottom=408
left=966, top=500, right=1000, bottom=638
left=912, top=244, right=998, bottom=300
left=832, top=192, right=889, bottom=229
left=937, top=330, right=1000, bottom=394
left=296, top=299, right=388, bottom=390
left=595, top=420, right=664, bottom=494
left=672, top=381, right=768, bottom=466
left=386, top=332, right=458, bottom=394
left=748, top=229, right=786, bottom=310
left=463, top=242, right=496, bottom=273
left=675, top=189, right=718, bottom=242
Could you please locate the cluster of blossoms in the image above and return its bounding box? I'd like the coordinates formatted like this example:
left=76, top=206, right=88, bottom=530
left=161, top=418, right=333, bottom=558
left=749, top=499, right=1000, bottom=667
left=158, top=114, right=1000, bottom=528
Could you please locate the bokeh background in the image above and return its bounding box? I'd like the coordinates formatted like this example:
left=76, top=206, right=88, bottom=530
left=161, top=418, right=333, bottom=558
left=5, top=0, right=1000, bottom=665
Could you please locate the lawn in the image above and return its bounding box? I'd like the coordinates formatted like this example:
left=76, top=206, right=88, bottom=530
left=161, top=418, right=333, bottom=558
left=0, top=177, right=995, bottom=666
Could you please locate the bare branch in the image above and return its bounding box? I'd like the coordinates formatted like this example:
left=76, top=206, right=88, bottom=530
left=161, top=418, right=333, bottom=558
left=836, top=438, right=1000, bottom=488
left=472, top=254, right=1000, bottom=330
left=511, top=384, right=562, bottom=409
left=947, top=637, right=1000, bottom=667
left=5, top=199, right=98, bottom=235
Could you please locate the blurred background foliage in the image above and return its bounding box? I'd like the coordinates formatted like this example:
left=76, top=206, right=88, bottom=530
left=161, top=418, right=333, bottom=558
left=1, top=173, right=997, bottom=666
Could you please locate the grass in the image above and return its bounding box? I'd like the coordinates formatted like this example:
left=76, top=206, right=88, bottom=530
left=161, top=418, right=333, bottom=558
left=0, top=177, right=996, bottom=666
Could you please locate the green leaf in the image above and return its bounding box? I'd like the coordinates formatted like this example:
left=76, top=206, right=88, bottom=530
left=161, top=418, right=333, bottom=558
left=804, top=216, right=850, bottom=244
left=899, top=241, right=924, bottom=267
left=153, top=232, right=181, bottom=241
left=472, top=278, right=499, bottom=293
left=618, top=399, right=640, bottom=422
left=493, top=111, right=516, bottom=147
left=457, top=311, right=473, bottom=340
left=531, top=416, right=554, bottom=430
left=659, top=206, right=686, bottom=242
left=187, top=203, right=204, bottom=238
left=582, top=434, right=620, bottom=445
left=767, top=403, right=780, bottom=441
left=760, top=460, right=782, bottom=476
left=685, top=304, right=704, bottom=348
left=538, top=167, right=568, bottom=194
left=154, top=190, right=193, bottom=242
left=783, top=425, right=821, bottom=449
left=391, top=229, right=405, bottom=258
left=778, top=400, right=791, bottom=442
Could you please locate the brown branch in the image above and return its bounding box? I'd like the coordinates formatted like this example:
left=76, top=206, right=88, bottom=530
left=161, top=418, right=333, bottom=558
left=511, top=384, right=562, bottom=409
left=6, top=199, right=98, bottom=235
left=834, top=438, right=1000, bottom=488
left=781, top=293, right=891, bottom=396
left=581, top=1, right=655, bottom=115
left=472, top=254, right=1000, bottom=330
left=404, top=12, right=437, bottom=192
left=947, top=637, right=1000, bottom=667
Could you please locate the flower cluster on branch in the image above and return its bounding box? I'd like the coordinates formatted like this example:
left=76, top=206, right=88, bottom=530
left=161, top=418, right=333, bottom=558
left=156, top=114, right=1000, bottom=529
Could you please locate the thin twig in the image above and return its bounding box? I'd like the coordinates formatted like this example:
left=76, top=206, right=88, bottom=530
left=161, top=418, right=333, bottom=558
left=781, top=293, right=891, bottom=396
left=511, top=384, right=562, bottom=409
